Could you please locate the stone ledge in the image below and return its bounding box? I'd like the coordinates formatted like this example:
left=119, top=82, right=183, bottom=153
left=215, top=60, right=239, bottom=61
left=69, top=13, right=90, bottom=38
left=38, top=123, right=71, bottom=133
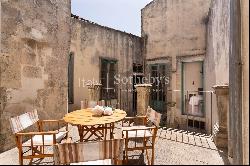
left=134, top=84, right=152, bottom=88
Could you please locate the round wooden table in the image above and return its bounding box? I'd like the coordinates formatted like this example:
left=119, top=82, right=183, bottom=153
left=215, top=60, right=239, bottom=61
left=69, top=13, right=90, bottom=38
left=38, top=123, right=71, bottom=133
left=64, top=108, right=127, bottom=142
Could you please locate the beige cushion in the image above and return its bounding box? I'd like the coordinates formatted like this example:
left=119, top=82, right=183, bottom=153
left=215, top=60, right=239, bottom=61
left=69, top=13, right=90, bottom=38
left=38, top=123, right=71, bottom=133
left=122, top=126, right=153, bottom=138
left=146, top=108, right=162, bottom=127
left=70, top=159, right=112, bottom=165
left=23, top=131, right=67, bottom=146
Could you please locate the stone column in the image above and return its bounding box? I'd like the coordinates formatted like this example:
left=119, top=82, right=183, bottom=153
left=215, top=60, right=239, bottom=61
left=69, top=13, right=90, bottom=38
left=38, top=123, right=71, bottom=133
left=135, top=84, right=152, bottom=116
left=212, top=85, right=229, bottom=149
left=86, top=83, right=102, bottom=101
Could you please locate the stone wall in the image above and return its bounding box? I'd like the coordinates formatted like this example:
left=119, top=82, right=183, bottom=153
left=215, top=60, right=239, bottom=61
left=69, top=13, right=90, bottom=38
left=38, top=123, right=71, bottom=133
left=241, top=0, right=249, bottom=164
left=229, top=0, right=249, bottom=164
left=0, top=0, right=71, bottom=152
left=204, top=0, right=230, bottom=134
left=206, top=0, right=250, bottom=163
left=141, top=0, right=211, bottom=127
left=142, top=0, right=211, bottom=59
left=69, top=16, right=142, bottom=114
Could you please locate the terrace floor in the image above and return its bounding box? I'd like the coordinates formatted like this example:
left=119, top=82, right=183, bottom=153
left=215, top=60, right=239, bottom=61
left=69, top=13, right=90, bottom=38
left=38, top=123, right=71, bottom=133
left=0, top=126, right=230, bottom=165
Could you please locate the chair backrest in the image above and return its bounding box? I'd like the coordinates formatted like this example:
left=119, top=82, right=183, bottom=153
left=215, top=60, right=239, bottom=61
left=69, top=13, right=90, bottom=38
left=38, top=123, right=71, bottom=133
left=81, top=100, right=105, bottom=109
left=9, top=109, right=39, bottom=134
left=146, top=107, right=162, bottom=127
left=53, top=139, right=124, bottom=165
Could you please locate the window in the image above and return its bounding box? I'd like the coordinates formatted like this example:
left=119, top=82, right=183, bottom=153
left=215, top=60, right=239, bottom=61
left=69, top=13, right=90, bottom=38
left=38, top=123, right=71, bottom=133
left=68, top=53, right=74, bottom=104
left=100, top=59, right=118, bottom=100
left=133, top=64, right=143, bottom=74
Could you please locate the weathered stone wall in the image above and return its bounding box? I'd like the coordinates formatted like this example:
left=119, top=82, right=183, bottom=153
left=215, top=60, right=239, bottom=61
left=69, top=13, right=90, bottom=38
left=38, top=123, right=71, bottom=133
left=241, top=0, right=249, bottom=164
left=141, top=0, right=211, bottom=127
left=208, top=0, right=250, bottom=164
left=0, top=0, right=71, bottom=152
left=229, top=0, right=249, bottom=164
left=142, top=0, right=211, bottom=59
left=204, top=0, right=230, bottom=134
left=69, top=17, right=142, bottom=114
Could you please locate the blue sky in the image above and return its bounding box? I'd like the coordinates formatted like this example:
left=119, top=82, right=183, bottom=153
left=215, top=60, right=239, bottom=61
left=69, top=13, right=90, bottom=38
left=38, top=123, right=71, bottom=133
left=71, top=0, right=153, bottom=36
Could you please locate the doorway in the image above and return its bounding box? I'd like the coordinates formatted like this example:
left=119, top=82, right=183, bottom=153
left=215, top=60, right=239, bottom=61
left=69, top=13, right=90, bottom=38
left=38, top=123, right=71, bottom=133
left=149, top=64, right=167, bottom=113
left=181, top=61, right=204, bottom=117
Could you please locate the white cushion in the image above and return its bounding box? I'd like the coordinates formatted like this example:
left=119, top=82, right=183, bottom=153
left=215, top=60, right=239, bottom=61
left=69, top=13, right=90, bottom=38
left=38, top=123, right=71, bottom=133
left=70, top=159, right=112, bottom=165
left=122, top=126, right=153, bottom=138
left=23, top=131, right=67, bottom=146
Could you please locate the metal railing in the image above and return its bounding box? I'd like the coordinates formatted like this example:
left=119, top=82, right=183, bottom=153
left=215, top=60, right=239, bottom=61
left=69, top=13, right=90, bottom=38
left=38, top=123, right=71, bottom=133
left=103, top=88, right=216, bottom=134
left=162, top=89, right=215, bottom=134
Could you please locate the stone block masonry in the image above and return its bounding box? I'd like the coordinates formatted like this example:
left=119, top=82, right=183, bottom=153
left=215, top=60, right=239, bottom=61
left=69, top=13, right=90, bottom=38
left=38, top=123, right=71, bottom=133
left=0, top=0, right=71, bottom=152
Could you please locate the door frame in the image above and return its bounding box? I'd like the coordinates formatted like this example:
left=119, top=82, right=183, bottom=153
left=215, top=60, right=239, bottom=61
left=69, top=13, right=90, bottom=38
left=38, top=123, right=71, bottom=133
left=148, top=63, right=167, bottom=113
left=181, top=61, right=205, bottom=116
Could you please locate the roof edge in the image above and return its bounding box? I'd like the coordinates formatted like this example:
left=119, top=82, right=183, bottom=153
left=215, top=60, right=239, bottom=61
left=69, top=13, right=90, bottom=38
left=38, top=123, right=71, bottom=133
left=71, top=14, right=141, bottom=38
left=141, top=0, right=157, bottom=11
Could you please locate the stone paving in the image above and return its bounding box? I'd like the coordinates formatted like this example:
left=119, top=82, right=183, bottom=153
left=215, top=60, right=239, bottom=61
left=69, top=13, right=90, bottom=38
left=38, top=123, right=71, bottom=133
left=0, top=126, right=229, bottom=165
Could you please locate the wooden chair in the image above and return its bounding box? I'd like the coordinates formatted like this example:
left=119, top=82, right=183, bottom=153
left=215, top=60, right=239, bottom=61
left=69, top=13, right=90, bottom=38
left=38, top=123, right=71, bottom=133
left=9, top=109, right=69, bottom=165
left=121, top=107, right=162, bottom=165
left=81, top=99, right=105, bottom=109
left=53, top=139, right=124, bottom=165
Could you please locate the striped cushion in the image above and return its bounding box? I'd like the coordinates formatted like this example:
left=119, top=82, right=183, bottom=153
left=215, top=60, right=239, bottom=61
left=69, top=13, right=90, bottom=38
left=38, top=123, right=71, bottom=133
left=9, top=109, right=39, bottom=133
left=53, top=139, right=123, bottom=165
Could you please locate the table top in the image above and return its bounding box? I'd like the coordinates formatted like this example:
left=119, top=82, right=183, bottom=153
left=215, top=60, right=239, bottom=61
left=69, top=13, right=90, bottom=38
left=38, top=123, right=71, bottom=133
left=63, top=108, right=127, bottom=126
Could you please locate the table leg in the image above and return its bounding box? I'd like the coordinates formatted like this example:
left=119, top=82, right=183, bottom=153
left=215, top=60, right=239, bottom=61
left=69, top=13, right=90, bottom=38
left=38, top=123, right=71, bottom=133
left=77, top=125, right=84, bottom=142
left=77, top=124, right=113, bottom=142
left=110, top=123, right=115, bottom=139
left=85, top=126, right=103, bottom=141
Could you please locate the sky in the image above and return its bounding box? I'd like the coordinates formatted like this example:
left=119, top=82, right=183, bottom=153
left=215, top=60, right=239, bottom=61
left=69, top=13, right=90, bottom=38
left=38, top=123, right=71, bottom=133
left=71, top=0, right=153, bottom=36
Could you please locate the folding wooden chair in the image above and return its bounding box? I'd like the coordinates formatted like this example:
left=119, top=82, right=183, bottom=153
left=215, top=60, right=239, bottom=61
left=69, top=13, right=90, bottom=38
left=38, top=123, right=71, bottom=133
left=9, top=109, right=69, bottom=165
left=121, top=107, right=162, bottom=165
left=53, top=139, right=124, bottom=165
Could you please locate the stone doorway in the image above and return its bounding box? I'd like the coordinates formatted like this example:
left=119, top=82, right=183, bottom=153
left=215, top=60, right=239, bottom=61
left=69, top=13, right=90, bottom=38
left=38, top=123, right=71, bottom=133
left=149, top=63, right=167, bottom=113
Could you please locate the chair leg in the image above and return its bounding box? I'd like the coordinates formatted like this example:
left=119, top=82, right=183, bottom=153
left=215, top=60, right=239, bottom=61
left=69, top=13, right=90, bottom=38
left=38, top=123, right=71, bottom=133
left=125, top=149, right=128, bottom=164
left=151, top=147, right=155, bottom=165
left=18, top=147, right=23, bottom=165
left=146, top=149, right=150, bottom=165
left=125, top=139, right=129, bottom=164
left=142, top=138, right=147, bottom=154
